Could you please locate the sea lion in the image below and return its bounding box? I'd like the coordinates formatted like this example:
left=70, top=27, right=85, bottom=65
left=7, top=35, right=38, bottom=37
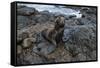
left=22, top=38, right=36, bottom=48
left=41, top=16, right=65, bottom=46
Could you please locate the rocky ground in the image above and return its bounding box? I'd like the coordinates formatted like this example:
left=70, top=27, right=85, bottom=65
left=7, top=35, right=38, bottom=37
left=16, top=5, right=97, bottom=65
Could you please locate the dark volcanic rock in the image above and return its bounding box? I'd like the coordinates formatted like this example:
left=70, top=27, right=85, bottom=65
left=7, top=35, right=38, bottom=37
left=33, top=42, right=56, bottom=56
left=17, top=15, right=30, bottom=29
left=17, top=15, right=37, bottom=29
left=40, top=11, right=50, bottom=15
left=30, top=13, right=50, bottom=23
left=80, top=7, right=97, bottom=15
left=77, top=15, right=96, bottom=26
left=63, top=25, right=96, bottom=60
left=23, top=53, right=46, bottom=64
left=17, top=31, right=29, bottom=44
left=65, top=19, right=80, bottom=26
left=17, top=48, right=47, bottom=65
left=62, top=27, right=78, bottom=42
left=68, top=14, right=77, bottom=19
left=36, top=14, right=49, bottom=23
left=17, top=6, right=38, bottom=16
left=80, top=7, right=97, bottom=25
left=17, top=5, right=26, bottom=9
left=33, top=32, right=56, bottom=56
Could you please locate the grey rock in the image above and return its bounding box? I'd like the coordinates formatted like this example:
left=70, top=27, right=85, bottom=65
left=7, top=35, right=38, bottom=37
left=35, top=32, right=45, bottom=43
left=17, top=45, right=22, bottom=55
left=77, top=16, right=96, bottom=25
left=17, top=6, right=38, bottom=16
left=91, top=50, right=97, bottom=60
left=80, top=7, right=96, bottom=15
left=62, top=27, right=79, bottom=42
left=17, top=15, right=31, bottom=29
left=33, top=42, right=56, bottom=56
left=63, top=25, right=96, bottom=60
left=17, top=31, right=29, bottom=45
left=22, top=52, right=46, bottom=64
left=65, top=43, right=82, bottom=57
left=72, top=53, right=87, bottom=61
left=32, top=32, right=56, bottom=56
left=24, top=54, right=42, bottom=64
left=17, top=5, right=26, bottom=9
left=38, top=15, right=49, bottom=23
left=40, top=11, right=50, bottom=15
left=79, top=7, right=97, bottom=26
left=30, top=14, right=49, bottom=23
left=68, top=14, right=77, bottom=19
left=65, top=19, right=80, bottom=26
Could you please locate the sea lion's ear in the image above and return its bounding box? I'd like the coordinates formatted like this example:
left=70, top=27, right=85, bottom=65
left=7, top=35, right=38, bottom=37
left=55, top=16, right=60, bottom=25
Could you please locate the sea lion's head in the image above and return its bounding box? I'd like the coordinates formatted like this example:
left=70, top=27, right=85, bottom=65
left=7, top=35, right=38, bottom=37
left=55, top=16, right=65, bottom=30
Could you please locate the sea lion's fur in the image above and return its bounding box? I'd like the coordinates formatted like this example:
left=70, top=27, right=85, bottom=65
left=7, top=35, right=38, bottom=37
left=22, top=38, right=36, bottom=48
left=42, top=16, right=65, bottom=46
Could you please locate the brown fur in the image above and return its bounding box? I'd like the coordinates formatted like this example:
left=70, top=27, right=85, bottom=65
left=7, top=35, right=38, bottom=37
left=22, top=38, right=36, bottom=48
left=42, top=16, right=65, bottom=46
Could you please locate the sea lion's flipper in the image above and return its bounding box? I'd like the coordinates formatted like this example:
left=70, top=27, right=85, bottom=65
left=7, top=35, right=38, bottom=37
left=41, top=29, right=56, bottom=46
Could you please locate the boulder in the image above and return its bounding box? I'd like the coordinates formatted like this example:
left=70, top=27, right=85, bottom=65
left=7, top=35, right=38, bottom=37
left=17, top=15, right=31, bottom=29
left=17, top=5, right=26, bottom=9
left=17, top=31, right=29, bottom=44
left=33, top=42, right=56, bottom=56
left=30, top=14, right=50, bottom=23
left=80, top=7, right=96, bottom=15
left=17, top=6, right=38, bottom=16
left=68, top=14, right=77, bottom=19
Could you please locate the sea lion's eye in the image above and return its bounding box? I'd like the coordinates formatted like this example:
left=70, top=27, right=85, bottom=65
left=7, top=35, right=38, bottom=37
left=37, top=48, right=41, bottom=51
left=31, top=41, right=34, bottom=44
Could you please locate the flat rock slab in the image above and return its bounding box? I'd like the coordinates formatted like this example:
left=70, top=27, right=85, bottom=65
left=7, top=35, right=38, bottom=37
left=33, top=42, right=56, bottom=56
